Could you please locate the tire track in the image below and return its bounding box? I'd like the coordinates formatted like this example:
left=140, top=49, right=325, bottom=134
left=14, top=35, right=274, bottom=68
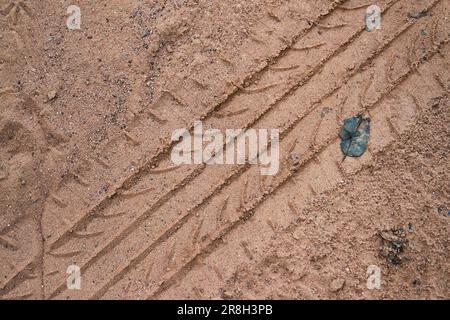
left=100, top=0, right=444, bottom=299
left=157, top=54, right=450, bottom=299
left=0, top=2, right=50, bottom=299
left=50, top=0, right=442, bottom=299
left=44, top=0, right=364, bottom=298
left=147, top=40, right=449, bottom=300
left=43, top=0, right=348, bottom=250
left=48, top=0, right=365, bottom=254
left=110, top=11, right=450, bottom=298
left=46, top=0, right=401, bottom=298
left=47, top=0, right=396, bottom=259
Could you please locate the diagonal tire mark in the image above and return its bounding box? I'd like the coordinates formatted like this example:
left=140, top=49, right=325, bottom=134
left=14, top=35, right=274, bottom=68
left=147, top=39, right=449, bottom=299
left=82, top=0, right=442, bottom=299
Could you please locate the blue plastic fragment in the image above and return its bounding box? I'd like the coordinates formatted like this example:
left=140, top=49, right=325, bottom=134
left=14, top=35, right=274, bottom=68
left=339, top=115, right=370, bottom=157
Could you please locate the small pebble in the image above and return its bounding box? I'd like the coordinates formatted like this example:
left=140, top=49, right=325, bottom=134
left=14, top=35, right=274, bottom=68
left=407, top=222, right=413, bottom=232
left=47, top=90, right=57, bottom=101
left=330, top=278, right=345, bottom=292
left=408, top=11, right=428, bottom=19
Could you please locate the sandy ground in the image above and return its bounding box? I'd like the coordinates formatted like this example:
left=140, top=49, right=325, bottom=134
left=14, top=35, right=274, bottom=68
left=0, top=0, right=448, bottom=299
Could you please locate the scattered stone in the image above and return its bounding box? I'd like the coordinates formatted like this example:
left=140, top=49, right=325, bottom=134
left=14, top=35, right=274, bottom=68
left=407, top=222, right=413, bottom=232
left=330, top=278, right=345, bottom=292
left=379, top=227, right=408, bottom=265
left=142, top=28, right=151, bottom=38
left=437, top=205, right=447, bottom=216
left=291, top=230, right=301, bottom=240
left=47, top=90, right=57, bottom=101
left=408, top=10, right=428, bottom=19
left=130, top=8, right=141, bottom=18
left=289, top=153, right=300, bottom=165
left=321, top=106, right=333, bottom=117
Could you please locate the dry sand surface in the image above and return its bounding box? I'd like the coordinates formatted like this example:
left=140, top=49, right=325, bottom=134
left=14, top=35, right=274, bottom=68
left=0, top=0, right=448, bottom=299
